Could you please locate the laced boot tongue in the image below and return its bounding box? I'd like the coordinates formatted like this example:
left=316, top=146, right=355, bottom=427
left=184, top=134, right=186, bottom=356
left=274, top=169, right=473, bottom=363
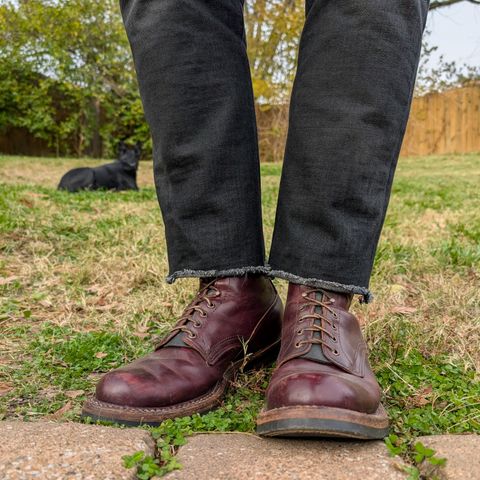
left=164, top=331, right=189, bottom=347
left=164, top=279, right=219, bottom=348
left=301, top=291, right=332, bottom=364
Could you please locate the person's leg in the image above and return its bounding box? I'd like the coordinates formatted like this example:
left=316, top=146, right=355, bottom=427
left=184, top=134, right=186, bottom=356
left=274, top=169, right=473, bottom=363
left=258, top=0, right=429, bottom=438
left=269, top=0, right=429, bottom=301
left=122, top=0, right=266, bottom=279
left=83, top=0, right=282, bottom=425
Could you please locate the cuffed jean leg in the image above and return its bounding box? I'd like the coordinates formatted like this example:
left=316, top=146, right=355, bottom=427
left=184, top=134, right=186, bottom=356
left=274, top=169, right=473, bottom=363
left=269, top=0, right=429, bottom=302
left=120, top=0, right=266, bottom=282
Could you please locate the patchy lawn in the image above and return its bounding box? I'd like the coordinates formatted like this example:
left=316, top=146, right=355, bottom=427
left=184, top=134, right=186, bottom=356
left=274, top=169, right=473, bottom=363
left=1, top=154, right=479, bottom=441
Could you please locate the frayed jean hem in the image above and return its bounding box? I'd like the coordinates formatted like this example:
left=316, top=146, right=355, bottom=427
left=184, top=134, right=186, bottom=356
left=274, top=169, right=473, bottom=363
left=166, top=265, right=272, bottom=284
left=166, top=265, right=373, bottom=303
left=269, top=269, right=373, bottom=303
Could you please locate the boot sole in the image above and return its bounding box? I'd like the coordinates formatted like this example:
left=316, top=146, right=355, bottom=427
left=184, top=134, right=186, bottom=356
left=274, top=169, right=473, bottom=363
left=81, top=339, right=280, bottom=427
left=256, top=404, right=389, bottom=440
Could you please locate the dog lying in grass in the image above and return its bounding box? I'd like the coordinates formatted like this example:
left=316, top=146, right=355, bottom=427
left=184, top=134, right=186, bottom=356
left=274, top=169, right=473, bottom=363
left=58, top=142, right=141, bottom=192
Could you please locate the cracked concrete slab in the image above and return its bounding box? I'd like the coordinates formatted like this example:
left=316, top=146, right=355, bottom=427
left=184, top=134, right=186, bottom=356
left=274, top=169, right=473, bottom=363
left=164, top=433, right=408, bottom=480
left=2, top=422, right=478, bottom=480
left=418, top=435, right=480, bottom=480
left=0, top=421, right=155, bottom=480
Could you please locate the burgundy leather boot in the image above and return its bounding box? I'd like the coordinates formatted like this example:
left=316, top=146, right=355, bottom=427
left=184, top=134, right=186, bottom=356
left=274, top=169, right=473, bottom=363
left=256, top=284, right=389, bottom=439
left=82, top=276, right=282, bottom=426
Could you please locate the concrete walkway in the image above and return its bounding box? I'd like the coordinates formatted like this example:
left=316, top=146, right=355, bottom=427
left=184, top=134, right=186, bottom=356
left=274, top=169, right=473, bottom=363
left=0, top=421, right=154, bottom=480
left=0, top=421, right=479, bottom=480
left=165, top=433, right=480, bottom=480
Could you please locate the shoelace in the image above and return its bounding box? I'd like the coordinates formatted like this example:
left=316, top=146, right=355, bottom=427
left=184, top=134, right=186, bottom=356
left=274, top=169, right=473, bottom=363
left=295, top=289, right=340, bottom=356
left=167, top=281, right=220, bottom=340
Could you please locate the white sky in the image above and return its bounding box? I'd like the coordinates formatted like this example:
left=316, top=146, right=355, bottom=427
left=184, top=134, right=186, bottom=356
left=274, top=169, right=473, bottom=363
left=427, top=2, right=480, bottom=68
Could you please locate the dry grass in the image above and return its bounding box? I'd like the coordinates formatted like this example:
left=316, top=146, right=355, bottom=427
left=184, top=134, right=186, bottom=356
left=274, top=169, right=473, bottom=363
left=0, top=153, right=479, bottom=434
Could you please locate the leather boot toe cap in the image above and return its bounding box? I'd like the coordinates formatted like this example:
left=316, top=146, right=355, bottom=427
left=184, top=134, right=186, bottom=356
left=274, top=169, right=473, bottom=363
left=95, top=368, right=162, bottom=407
left=266, top=364, right=380, bottom=414
left=94, top=348, right=221, bottom=408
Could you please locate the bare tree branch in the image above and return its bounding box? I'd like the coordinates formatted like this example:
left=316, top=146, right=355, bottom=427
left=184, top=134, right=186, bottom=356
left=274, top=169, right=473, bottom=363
left=430, top=0, right=480, bottom=10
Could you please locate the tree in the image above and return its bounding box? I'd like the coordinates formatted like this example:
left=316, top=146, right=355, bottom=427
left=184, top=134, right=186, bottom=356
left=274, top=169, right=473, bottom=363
left=245, top=0, right=304, bottom=103
left=1, top=0, right=478, bottom=157
left=430, top=0, right=480, bottom=10
left=416, top=22, right=480, bottom=94
left=244, top=0, right=480, bottom=103
left=0, top=0, right=148, bottom=157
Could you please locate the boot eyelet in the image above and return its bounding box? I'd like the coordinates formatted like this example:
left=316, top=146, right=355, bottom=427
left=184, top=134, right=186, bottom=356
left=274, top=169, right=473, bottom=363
left=189, top=332, right=197, bottom=339
left=332, top=324, right=338, bottom=331
left=297, top=329, right=303, bottom=335
left=332, top=336, right=337, bottom=343
left=193, top=321, right=202, bottom=328
left=332, top=349, right=340, bottom=356
left=199, top=312, right=207, bottom=317
left=295, top=342, right=302, bottom=348
left=207, top=303, right=215, bottom=309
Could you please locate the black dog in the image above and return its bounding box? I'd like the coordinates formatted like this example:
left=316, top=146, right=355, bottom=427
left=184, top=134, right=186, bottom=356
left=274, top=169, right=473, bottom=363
left=58, top=142, right=141, bottom=192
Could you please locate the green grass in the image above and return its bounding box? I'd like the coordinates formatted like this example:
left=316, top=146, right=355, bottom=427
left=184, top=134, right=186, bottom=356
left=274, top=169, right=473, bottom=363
left=0, top=154, right=479, bottom=476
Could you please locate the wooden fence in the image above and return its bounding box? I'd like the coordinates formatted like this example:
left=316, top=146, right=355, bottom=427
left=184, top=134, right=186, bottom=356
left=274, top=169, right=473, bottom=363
left=1, top=85, right=479, bottom=159
left=400, top=84, right=480, bottom=156
left=257, top=85, right=480, bottom=161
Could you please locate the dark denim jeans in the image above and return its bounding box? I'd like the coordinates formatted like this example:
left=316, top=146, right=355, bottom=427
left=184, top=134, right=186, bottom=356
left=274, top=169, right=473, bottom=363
left=120, top=0, right=429, bottom=302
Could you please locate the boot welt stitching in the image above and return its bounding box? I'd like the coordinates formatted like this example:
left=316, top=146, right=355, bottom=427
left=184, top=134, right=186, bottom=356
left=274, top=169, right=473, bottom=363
left=85, top=380, right=227, bottom=415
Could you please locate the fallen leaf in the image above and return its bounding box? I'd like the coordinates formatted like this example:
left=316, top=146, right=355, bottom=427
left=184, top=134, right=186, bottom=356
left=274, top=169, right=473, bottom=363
left=95, top=303, right=120, bottom=312
left=48, top=401, right=72, bottom=419
left=0, top=276, right=19, bottom=286
left=0, top=382, right=13, bottom=397
left=86, top=285, right=102, bottom=294
left=27, top=192, right=48, bottom=199
left=65, top=389, right=85, bottom=399
left=409, top=386, right=433, bottom=407
left=19, top=198, right=34, bottom=208
left=0, top=357, right=12, bottom=366
left=132, top=332, right=149, bottom=339
left=392, top=306, right=417, bottom=315
left=95, top=296, right=108, bottom=306
left=95, top=352, right=108, bottom=359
